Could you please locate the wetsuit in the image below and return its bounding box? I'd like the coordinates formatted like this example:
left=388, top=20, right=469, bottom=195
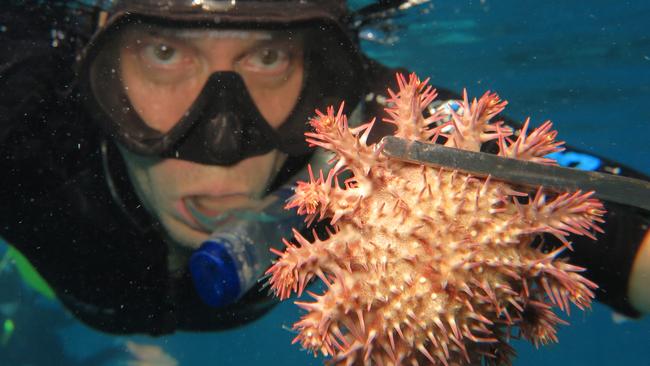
left=0, top=7, right=648, bottom=336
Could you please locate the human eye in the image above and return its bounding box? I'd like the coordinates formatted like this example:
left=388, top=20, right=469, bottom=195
left=240, top=45, right=292, bottom=75
left=126, top=35, right=202, bottom=84
left=135, top=36, right=198, bottom=72
left=142, top=42, right=182, bottom=66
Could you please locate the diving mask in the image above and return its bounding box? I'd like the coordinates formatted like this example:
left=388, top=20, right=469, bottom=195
left=78, top=13, right=365, bottom=166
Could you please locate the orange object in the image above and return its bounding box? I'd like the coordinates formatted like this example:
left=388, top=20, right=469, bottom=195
left=267, top=73, right=605, bottom=366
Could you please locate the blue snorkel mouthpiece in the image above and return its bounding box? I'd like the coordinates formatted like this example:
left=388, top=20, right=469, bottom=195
left=189, top=152, right=329, bottom=307
left=189, top=192, right=294, bottom=308
left=189, top=240, right=243, bottom=308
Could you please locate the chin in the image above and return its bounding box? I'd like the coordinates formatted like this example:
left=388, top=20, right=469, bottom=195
left=162, top=217, right=210, bottom=251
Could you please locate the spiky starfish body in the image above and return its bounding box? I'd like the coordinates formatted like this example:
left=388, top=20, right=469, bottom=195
left=267, top=73, right=605, bottom=366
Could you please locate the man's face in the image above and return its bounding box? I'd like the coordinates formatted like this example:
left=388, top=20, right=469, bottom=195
left=116, top=28, right=304, bottom=250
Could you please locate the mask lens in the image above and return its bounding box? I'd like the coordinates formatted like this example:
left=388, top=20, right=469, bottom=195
left=111, top=27, right=207, bottom=133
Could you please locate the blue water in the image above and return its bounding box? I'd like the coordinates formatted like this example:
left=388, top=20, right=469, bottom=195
left=2, top=1, right=650, bottom=365
left=362, top=0, right=650, bottom=174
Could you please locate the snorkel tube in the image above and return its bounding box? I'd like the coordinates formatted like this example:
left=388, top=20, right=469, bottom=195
left=189, top=151, right=330, bottom=307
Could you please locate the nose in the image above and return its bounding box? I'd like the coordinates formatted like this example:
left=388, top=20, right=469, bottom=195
left=199, top=38, right=244, bottom=73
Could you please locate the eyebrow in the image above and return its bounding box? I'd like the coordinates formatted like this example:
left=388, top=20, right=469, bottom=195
left=153, top=28, right=274, bottom=41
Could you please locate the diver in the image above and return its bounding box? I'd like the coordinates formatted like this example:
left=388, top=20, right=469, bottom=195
left=0, top=0, right=648, bottom=338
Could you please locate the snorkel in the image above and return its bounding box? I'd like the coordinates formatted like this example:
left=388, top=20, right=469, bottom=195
left=189, top=151, right=330, bottom=307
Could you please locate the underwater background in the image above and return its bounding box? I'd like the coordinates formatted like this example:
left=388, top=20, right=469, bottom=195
left=1, top=0, right=649, bottom=365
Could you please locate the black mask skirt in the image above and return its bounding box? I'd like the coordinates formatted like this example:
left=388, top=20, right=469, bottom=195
left=79, top=16, right=366, bottom=166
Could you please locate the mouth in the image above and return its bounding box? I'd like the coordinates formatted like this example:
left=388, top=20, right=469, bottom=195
left=178, top=194, right=258, bottom=232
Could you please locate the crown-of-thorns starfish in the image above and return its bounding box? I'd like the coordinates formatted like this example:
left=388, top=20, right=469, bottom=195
left=267, top=73, right=605, bottom=366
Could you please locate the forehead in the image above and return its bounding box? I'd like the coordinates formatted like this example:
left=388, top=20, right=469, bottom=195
left=163, top=29, right=273, bottom=40
left=120, top=23, right=302, bottom=42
